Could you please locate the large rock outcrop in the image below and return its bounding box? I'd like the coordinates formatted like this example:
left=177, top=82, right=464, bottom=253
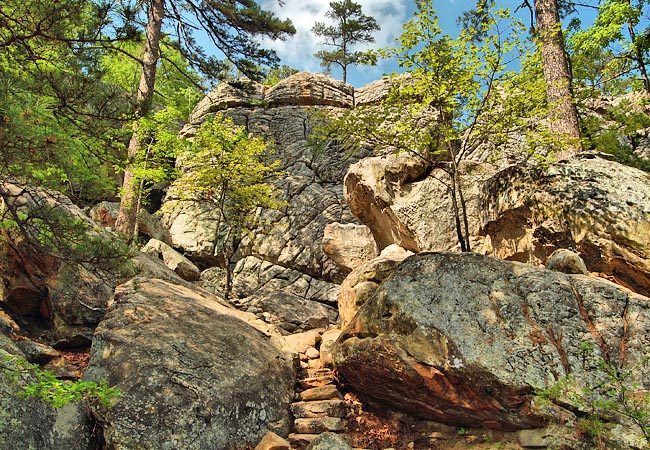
left=480, top=153, right=650, bottom=297
left=164, top=73, right=368, bottom=331
left=334, top=252, right=650, bottom=432
left=343, top=150, right=650, bottom=298
left=84, top=277, right=294, bottom=449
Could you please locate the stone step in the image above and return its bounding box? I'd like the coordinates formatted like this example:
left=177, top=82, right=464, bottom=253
left=293, top=417, right=345, bottom=434
left=298, top=384, right=343, bottom=401
left=298, top=374, right=335, bottom=389
left=298, top=367, right=332, bottom=379
left=291, top=399, right=346, bottom=418
left=288, top=433, right=318, bottom=448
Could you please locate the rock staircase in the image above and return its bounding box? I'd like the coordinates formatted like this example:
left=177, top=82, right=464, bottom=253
left=287, top=329, right=347, bottom=449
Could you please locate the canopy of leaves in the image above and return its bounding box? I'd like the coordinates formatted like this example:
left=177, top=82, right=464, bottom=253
left=568, top=0, right=650, bottom=94
left=0, top=0, right=128, bottom=202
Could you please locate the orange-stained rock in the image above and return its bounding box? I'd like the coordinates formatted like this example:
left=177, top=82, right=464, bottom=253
left=334, top=252, right=650, bottom=431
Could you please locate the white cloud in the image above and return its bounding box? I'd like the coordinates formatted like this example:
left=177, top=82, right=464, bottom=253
left=258, top=0, right=412, bottom=86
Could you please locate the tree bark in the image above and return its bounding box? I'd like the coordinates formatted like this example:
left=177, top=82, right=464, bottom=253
left=114, top=0, right=165, bottom=240
left=534, top=0, right=582, bottom=160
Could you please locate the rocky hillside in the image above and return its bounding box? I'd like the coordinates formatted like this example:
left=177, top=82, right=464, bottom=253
left=1, top=73, right=650, bottom=450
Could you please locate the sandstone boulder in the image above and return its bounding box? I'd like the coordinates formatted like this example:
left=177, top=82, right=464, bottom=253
left=84, top=277, right=294, bottom=449
left=322, top=222, right=379, bottom=273
left=141, top=238, right=201, bottom=281
left=545, top=249, right=588, bottom=275
left=480, top=154, right=650, bottom=296
left=334, top=252, right=650, bottom=431
left=338, top=245, right=413, bottom=326
left=344, top=154, right=492, bottom=254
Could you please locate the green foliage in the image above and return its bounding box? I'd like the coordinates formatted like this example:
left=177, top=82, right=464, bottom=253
left=568, top=0, right=650, bottom=94
left=314, top=0, right=537, bottom=250
left=132, top=107, right=184, bottom=186
left=101, top=40, right=203, bottom=120
left=1, top=354, right=121, bottom=408
left=580, top=98, right=650, bottom=171
left=164, top=115, right=283, bottom=297
left=312, top=0, right=380, bottom=82
left=172, top=115, right=284, bottom=228
left=0, top=0, right=127, bottom=202
left=538, top=343, right=650, bottom=448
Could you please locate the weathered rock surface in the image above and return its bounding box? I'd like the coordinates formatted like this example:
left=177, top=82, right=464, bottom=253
left=345, top=150, right=650, bottom=298
left=265, top=72, right=353, bottom=108
left=322, top=222, right=378, bottom=274
left=188, top=79, right=265, bottom=124
left=141, top=238, right=201, bottom=281
left=480, top=154, right=650, bottom=296
left=89, top=200, right=171, bottom=244
left=228, top=256, right=339, bottom=332
left=344, top=154, right=492, bottom=254
left=545, top=249, right=588, bottom=275
left=0, top=334, right=94, bottom=450
left=84, top=277, right=294, bottom=450
left=334, top=252, right=650, bottom=431
left=338, top=245, right=413, bottom=326
left=164, top=73, right=370, bottom=332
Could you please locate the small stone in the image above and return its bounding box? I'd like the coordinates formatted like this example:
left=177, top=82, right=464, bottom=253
left=305, top=347, right=320, bottom=359
left=299, top=385, right=343, bottom=401
left=254, top=431, right=291, bottom=450
left=291, top=400, right=346, bottom=418
left=308, top=358, right=323, bottom=369
left=294, top=417, right=345, bottom=434
left=288, top=433, right=318, bottom=447
left=299, top=374, right=335, bottom=389
left=299, top=368, right=333, bottom=379
left=546, top=249, right=589, bottom=275
left=283, top=329, right=323, bottom=355
left=305, top=432, right=354, bottom=450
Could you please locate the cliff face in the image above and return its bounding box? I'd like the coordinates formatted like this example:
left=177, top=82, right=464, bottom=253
left=162, top=73, right=373, bottom=333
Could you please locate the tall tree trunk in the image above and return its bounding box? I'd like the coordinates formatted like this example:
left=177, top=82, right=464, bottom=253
left=115, top=0, right=164, bottom=241
left=534, top=0, right=582, bottom=160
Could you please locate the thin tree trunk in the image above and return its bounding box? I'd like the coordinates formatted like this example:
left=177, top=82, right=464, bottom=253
left=534, top=0, right=582, bottom=160
left=115, top=0, right=165, bottom=241
left=448, top=140, right=471, bottom=252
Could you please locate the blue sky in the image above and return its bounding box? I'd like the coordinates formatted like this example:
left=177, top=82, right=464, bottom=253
left=258, top=0, right=415, bottom=86
left=257, top=0, right=531, bottom=87
left=253, top=0, right=600, bottom=88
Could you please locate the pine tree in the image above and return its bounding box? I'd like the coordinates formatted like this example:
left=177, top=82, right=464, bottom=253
left=312, top=0, right=380, bottom=83
left=534, top=0, right=583, bottom=159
